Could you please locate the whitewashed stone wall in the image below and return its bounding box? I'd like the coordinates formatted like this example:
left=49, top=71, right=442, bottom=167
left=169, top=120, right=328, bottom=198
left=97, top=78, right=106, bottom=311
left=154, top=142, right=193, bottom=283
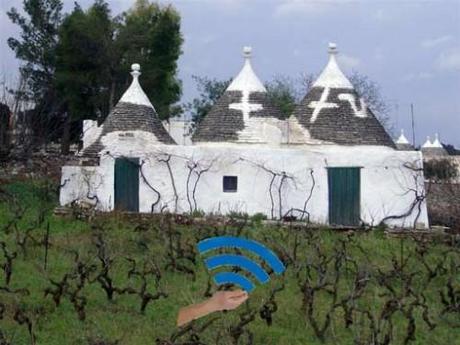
left=163, top=120, right=192, bottom=146
left=82, top=120, right=103, bottom=149
left=60, top=136, right=429, bottom=228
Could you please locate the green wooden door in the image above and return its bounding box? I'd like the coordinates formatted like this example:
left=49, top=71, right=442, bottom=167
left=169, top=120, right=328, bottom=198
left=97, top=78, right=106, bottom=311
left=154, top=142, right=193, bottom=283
left=114, top=158, right=139, bottom=212
left=327, top=167, right=361, bottom=226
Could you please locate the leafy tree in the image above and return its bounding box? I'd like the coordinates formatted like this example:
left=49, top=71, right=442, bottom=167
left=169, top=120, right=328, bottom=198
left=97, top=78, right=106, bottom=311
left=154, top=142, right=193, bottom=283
left=8, top=0, right=183, bottom=152
left=7, top=0, right=63, bottom=101
left=7, top=0, right=63, bottom=146
left=115, top=0, right=183, bottom=119
left=0, top=103, right=11, bottom=152
left=55, top=0, right=114, bottom=153
left=266, top=74, right=314, bottom=119
left=424, top=159, right=459, bottom=182
left=185, top=76, right=232, bottom=129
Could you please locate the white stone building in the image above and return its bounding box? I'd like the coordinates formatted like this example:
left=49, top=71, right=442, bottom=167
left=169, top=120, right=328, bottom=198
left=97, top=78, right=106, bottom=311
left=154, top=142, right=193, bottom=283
left=60, top=44, right=429, bottom=228
left=421, top=133, right=449, bottom=157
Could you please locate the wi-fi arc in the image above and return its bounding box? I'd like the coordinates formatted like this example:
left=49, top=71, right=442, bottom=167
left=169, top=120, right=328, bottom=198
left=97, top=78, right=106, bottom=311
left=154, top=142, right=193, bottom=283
left=197, top=236, right=285, bottom=293
left=213, top=272, right=255, bottom=292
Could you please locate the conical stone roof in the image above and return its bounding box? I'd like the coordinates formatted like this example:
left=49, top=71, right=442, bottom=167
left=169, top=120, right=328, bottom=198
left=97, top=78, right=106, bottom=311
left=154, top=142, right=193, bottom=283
left=192, top=47, right=283, bottom=143
left=292, top=43, right=395, bottom=147
left=395, top=129, right=414, bottom=151
left=83, top=64, right=175, bottom=157
left=422, top=133, right=448, bottom=157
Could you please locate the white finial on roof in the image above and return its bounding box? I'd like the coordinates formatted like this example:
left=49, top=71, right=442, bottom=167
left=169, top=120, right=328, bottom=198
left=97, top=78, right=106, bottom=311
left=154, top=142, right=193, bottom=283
left=396, top=129, right=410, bottom=144
left=328, top=42, right=337, bottom=55
left=119, top=63, right=154, bottom=108
left=312, top=43, right=353, bottom=89
left=422, top=136, right=433, bottom=148
left=243, top=46, right=252, bottom=59
left=432, top=133, right=443, bottom=148
left=131, top=63, right=141, bottom=77
left=227, top=46, right=266, bottom=93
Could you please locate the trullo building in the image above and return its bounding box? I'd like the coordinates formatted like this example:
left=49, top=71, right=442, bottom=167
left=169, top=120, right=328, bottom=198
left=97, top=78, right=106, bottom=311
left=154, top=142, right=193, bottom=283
left=60, top=44, right=429, bottom=228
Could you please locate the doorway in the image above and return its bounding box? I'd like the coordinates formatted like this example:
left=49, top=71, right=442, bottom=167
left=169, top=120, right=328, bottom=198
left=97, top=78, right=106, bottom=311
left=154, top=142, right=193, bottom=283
left=114, top=157, right=140, bottom=212
left=327, top=167, right=361, bottom=226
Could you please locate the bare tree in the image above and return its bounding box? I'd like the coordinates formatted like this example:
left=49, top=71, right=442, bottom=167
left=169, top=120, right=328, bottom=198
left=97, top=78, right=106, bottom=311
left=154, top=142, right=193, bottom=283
left=348, top=71, right=393, bottom=134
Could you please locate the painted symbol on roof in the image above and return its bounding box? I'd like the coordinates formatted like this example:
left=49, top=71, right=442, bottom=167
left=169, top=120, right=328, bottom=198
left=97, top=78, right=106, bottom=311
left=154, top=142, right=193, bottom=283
left=229, top=90, right=263, bottom=122
left=338, top=93, right=367, bottom=118
left=308, top=87, right=338, bottom=123
left=197, top=236, right=285, bottom=293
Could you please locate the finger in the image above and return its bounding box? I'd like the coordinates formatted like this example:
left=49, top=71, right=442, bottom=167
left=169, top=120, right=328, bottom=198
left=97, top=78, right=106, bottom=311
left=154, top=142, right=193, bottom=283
left=229, top=289, right=245, bottom=295
left=229, top=291, right=248, bottom=299
left=228, top=290, right=248, bottom=298
left=230, top=294, right=249, bottom=304
left=228, top=293, right=248, bottom=301
left=227, top=298, right=248, bottom=309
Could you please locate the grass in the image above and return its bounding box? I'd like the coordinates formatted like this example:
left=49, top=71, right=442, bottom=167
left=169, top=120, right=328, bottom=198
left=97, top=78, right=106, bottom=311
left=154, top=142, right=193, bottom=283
left=0, top=178, right=459, bottom=345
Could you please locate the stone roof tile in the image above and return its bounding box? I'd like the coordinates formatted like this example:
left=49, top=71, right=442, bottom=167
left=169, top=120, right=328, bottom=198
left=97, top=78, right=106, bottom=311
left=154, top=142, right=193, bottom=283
left=192, top=47, right=283, bottom=143
left=292, top=43, right=395, bottom=148
left=82, top=64, right=175, bottom=157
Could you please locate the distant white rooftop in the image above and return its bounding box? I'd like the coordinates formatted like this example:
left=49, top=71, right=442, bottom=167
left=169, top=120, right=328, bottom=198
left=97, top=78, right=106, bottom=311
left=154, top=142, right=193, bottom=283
left=312, top=43, right=354, bottom=89
left=227, top=46, right=267, bottom=93
left=422, top=136, right=433, bottom=148
left=432, top=133, right=443, bottom=148
left=119, top=63, right=154, bottom=109
left=422, top=133, right=444, bottom=149
left=396, top=129, right=410, bottom=144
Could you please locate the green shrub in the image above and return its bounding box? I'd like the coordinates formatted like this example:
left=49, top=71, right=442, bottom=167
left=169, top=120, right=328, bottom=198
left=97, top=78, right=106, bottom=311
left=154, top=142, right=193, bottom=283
left=250, top=212, right=267, bottom=224
left=424, top=158, right=458, bottom=181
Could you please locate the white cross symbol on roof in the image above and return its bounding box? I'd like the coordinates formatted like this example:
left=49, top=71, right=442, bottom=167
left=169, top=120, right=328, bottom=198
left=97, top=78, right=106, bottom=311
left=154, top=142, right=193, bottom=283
left=308, top=87, right=338, bottom=123
left=229, top=90, right=263, bottom=122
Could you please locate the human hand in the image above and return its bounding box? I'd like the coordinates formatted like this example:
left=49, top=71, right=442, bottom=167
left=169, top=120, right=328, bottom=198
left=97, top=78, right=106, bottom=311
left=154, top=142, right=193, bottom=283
left=177, top=289, right=249, bottom=326
left=208, top=289, right=249, bottom=312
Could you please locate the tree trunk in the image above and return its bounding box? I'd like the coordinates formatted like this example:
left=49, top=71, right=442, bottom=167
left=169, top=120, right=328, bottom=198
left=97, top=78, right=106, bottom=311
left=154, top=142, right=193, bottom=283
left=109, top=80, right=116, bottom=114
left=61, top=112, right=71, bottom=155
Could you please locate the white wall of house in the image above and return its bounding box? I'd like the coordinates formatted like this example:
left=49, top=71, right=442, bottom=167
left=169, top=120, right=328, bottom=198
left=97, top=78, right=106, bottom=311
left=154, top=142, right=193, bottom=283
left=60, top=135, right=429, bottom=228
left=82, top=120, right=103, bottom=149
left=163, top=119, right=192, bottom=146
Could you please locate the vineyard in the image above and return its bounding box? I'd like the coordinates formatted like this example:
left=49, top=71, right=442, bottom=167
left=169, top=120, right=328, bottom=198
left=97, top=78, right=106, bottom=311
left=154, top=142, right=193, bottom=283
left=0, top=179, right=459, bottom=345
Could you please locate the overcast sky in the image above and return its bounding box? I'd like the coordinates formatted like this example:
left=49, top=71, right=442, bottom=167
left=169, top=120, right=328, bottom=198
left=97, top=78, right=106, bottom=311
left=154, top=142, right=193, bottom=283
left=1, top=0, right=459, bottom=146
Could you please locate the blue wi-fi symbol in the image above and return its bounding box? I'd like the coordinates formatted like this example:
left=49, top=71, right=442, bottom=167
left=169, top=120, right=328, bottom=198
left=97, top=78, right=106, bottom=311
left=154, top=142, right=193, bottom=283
left=197, top=236, right=285, bottom=293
